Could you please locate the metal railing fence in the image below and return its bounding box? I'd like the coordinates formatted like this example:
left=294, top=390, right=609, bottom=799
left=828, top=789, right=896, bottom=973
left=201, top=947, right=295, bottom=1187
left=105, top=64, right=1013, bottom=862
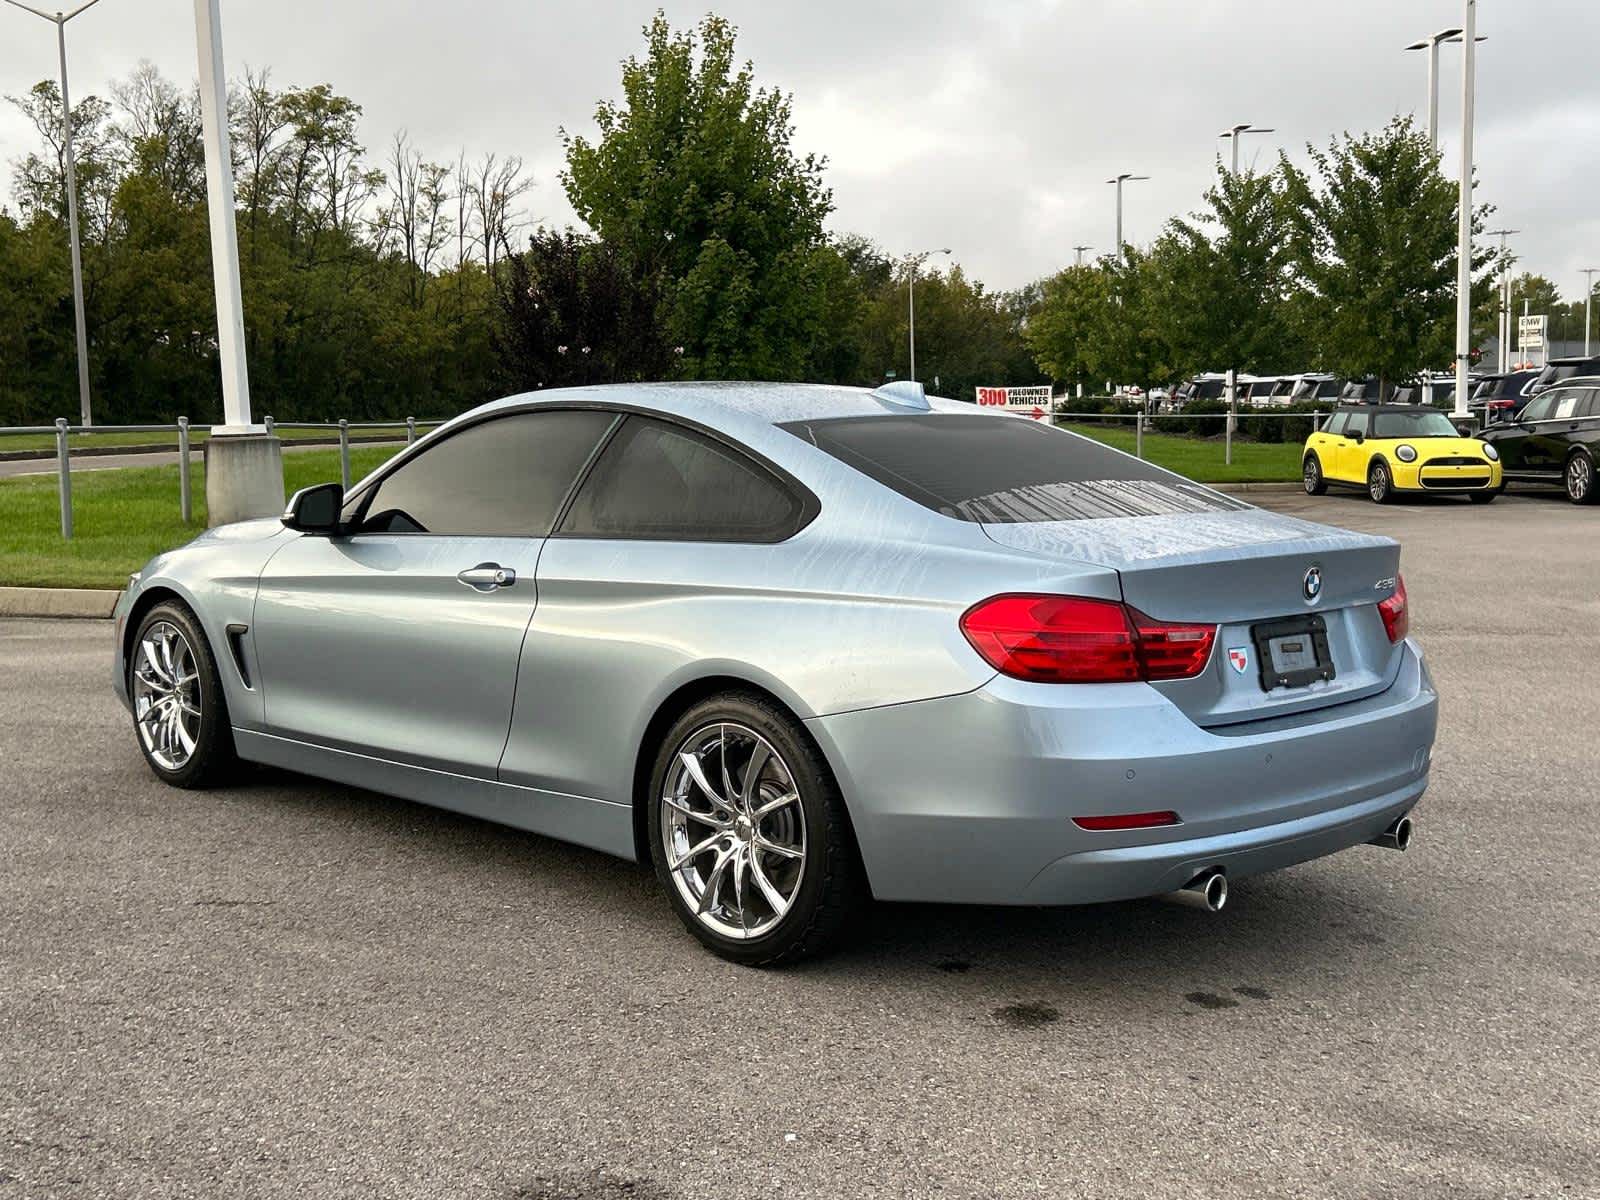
left=1049, top=408, right=1333, bottom=465
left=1, top=417, right=444, bottom=540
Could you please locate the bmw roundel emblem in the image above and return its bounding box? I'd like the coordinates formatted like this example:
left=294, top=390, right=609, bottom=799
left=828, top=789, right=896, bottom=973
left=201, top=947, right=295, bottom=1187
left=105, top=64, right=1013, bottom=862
left=1303, top=565, right=1323, bottom=603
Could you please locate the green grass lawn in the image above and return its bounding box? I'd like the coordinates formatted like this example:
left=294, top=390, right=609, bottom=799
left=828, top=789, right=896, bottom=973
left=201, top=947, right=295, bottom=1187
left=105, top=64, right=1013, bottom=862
left=1058, top=422, right=1302, bottom=484
left=0, top=446, right=399, bottom=589
left=0, top=423, right=434, bottom=455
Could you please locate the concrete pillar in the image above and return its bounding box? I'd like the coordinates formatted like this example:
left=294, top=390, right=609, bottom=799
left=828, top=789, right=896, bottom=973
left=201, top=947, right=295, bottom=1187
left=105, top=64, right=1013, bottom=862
left=205, top=433, right=284, bottom=526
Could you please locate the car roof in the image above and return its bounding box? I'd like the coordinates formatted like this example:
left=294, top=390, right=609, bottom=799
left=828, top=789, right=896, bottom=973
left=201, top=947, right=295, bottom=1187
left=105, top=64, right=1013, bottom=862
left=472, top=381, right=980, bottom=427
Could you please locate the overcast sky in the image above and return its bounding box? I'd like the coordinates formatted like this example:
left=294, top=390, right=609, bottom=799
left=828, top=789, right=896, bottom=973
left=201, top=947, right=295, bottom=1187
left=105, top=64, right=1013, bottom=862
left=2, top=0, right=1597, bottom=298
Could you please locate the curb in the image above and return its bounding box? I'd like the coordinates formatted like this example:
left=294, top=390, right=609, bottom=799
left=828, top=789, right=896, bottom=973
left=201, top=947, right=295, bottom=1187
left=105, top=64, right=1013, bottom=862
left=0, top=586, right=122, bottom=619
left=1212, top=482, right=1303, bottom=493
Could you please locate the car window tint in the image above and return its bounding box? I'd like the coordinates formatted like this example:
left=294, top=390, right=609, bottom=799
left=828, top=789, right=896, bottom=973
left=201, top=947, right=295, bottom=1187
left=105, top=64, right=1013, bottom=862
left=1518, top=395, right=1554, bottom=422
left=1321, top=412, right=1347, bottom=436
left=354, top=409, right=615, bottom=535
left=558, top=416, right=803, bottom=542
left=1576, top=389, right=1600, bottom=419
left=781, top=412, right=1246, bottom=523
left=1552, top=392, right=1583, bottom=420
left=1344, top=411, right=1369, bottom=437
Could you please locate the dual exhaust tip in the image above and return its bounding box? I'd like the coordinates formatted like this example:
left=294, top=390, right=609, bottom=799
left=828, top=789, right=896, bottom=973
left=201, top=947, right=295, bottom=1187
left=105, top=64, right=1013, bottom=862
left=1166, top=814, right=1414, bottom=914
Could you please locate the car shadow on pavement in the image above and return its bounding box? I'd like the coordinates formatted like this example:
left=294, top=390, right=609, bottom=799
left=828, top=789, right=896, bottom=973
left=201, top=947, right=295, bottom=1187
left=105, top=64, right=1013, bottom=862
left=222, top=762, right=1409, bottom=1006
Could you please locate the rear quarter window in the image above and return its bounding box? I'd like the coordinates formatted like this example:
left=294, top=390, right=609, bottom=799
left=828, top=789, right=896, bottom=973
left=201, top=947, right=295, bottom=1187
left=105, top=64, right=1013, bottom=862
left=780, top=412, right=1245, bottom=523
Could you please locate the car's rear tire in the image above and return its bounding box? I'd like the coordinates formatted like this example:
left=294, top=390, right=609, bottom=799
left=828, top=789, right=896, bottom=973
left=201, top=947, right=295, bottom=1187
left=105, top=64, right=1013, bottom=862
left=1302, top=453, right=1328, bottom=496
left=1368, top=459, right=1394, bottom=504
left=1565, top=451, right=1597, bottom=505
left=647, top=691, right=866, bottom=966
left=128, top=600, right=236, bottom=788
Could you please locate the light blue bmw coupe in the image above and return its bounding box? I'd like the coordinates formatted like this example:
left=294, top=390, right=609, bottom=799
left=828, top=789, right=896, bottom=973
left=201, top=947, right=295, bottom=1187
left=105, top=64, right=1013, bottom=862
left=114, top=382, right=1433, bottom=963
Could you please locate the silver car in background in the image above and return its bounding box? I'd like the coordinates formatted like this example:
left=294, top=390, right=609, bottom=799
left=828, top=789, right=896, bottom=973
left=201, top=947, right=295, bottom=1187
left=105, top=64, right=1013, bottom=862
left=113, top=382, right=1435, bottom=964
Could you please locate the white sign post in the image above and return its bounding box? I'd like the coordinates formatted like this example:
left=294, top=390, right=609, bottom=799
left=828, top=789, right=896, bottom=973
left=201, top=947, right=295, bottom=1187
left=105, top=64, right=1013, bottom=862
left=1518, top=314, right=1547, bottom=368
left=975, top=385, right=1054, bottom=422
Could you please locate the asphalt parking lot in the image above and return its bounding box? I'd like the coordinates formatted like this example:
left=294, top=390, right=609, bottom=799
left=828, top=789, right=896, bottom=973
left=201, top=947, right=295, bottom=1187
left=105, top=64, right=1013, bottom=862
left=2, top=491, right=1597, bottom=1199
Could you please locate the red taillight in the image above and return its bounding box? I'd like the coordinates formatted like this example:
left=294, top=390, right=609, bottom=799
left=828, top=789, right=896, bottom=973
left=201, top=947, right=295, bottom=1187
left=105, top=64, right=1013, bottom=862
left=1378, top=574, right=1409, bottom=643
left=1072, top=811, right=1182, bottom=831
left=960, top=595, right=1216, bottom=684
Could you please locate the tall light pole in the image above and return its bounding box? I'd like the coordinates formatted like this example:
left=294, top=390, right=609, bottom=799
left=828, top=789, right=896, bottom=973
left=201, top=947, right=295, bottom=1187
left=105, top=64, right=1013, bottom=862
left=4, top=0, right=102, bottom=427
left=1582, top=268, right=1599, bottom=357
left=1485, top=229, right=1519, bottom=372
left=1451, top=0, right=1477, bottom=421
left=1106, top=174, right=1148, bottom=263
left=1405, top=28, right=1485, bottom=151
left=193, top=0, right=283, bottom=523
left=904, top=248, right=950, bottom=383
left=1219, top=124, right=1274, bottom=176
left=1072, top=244, right=1092, bottom=268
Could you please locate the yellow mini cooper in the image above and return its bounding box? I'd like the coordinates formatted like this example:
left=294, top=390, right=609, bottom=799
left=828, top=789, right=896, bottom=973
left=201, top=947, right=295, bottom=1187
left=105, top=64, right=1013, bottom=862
left=1302, top=403, right=1503, bottom=503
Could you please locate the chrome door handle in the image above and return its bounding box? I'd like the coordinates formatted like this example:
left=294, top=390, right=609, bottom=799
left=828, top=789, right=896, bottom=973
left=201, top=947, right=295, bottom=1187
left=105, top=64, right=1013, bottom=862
left=457, top=563, right=516, bottom=592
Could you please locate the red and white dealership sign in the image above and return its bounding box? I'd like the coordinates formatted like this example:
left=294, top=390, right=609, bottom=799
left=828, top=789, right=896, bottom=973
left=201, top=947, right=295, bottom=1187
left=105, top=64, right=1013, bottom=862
left=975, top=385, right=1054, bottom=421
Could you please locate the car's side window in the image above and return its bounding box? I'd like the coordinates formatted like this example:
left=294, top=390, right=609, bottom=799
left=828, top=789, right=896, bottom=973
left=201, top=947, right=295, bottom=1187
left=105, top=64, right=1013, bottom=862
left=1344, top=411, right=1369, bottom=438
left=558, top=416, right=805, bottom=543
left=1551, top=392, right=1583, bottom=421
left=1321, top=412, right=1347, bottom=437
left=351, top=409, right=616, bottom=536
left=1569, top=389, right=1599, bottom=419
left=1519, top=395, right=1555, bottom=423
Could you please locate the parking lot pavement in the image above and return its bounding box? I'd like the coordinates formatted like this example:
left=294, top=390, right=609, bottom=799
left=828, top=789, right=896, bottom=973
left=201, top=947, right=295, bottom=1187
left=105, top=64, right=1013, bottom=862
left=2, top=491, right=1597, bottom=1200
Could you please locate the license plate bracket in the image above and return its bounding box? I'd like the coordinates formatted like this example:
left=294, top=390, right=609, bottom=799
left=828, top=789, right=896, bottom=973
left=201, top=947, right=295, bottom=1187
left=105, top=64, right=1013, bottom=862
left=1250, top=613, right=1335, bottom=691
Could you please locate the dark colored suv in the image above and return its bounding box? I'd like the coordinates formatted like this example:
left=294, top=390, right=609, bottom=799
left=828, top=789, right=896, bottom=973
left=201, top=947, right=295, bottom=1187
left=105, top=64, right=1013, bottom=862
left=1527, top=356, right=1600, bottom=397
left=1478, top=377, right=1600, bottom=504
left=1468, top=370, right=1539, bottom=423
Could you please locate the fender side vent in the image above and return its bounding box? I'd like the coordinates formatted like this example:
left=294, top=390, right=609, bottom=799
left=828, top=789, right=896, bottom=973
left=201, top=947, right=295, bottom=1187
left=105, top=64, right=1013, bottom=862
left=225, top=623, right=253, bottom=689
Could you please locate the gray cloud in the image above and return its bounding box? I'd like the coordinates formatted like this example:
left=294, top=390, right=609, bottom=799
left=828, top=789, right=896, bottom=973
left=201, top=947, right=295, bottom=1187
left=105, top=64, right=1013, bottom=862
left=2, top=0, right=1596, bottom=297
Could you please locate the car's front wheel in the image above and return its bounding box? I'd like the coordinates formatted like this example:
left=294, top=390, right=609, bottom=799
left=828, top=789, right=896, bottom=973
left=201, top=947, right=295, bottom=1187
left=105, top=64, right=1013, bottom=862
left=129, top=601, right=236, bottom=788
left=1302, top=453, right=1327, bottom=495
left=1565, top=451, right=1597, bottom=505
left=648, top=692, right=865, bottom=966
left=1368, top=459, right=1394, bottom=504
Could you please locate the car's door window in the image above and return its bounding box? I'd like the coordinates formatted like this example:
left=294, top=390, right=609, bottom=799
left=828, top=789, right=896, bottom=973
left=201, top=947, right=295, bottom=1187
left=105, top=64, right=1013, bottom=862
left=1344, top=410, right=1369, bottom=438
left=1575, top=389, right=1600, bottom=419
left=1551, top=391, right=1584, bottom=421
left=1519, top=395, right=1555, bottom=423
left=353, top=409, right=616, bottom=535
left=558, top=416, right=805, bottom=542
left=1321, top=412, right=1347, bottom=437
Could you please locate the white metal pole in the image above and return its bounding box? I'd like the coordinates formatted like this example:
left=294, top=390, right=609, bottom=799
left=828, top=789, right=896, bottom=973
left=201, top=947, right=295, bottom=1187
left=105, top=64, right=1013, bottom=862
left=1452, top=0, right=1475, bottom=420
left=194, top=0, right=254, bottom=430
left=1427, top=38, right=1441, bottom=151
left=1230, top=132, right=1240, bottom=177
left=55, top=17, right=92, bottom=428
left=1115, top=179, right=1124, bottom=263
left=1583, top=269, right=1597, bottom=357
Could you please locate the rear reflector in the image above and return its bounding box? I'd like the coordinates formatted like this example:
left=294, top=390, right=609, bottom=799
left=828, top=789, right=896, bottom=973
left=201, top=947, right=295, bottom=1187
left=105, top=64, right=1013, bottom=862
left=1378, top=574, right=1409, bottom=643
left=1073, top=811, right=1182, bottom=831
left=960, top=594, right=1216, bottom=684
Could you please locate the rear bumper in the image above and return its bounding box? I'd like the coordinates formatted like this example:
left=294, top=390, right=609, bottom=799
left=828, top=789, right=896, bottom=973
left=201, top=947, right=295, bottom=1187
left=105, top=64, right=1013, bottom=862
left=808, top=639, right=1437, bottom=906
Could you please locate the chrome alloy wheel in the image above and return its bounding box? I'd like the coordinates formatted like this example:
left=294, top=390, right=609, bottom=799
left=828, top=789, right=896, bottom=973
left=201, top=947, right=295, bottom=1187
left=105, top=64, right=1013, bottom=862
left=660, top=723, right=806, bottom=940
left=132, top=620, right=202, bottom=771
left=1568, top=454, right=1593, bottom=502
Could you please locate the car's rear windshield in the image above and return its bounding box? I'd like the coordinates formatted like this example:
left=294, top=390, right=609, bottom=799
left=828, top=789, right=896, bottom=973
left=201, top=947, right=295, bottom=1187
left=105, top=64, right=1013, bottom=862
left=1372, top=410, right=1460, bottom=438
left=779, top=412, right=1246, bottom=523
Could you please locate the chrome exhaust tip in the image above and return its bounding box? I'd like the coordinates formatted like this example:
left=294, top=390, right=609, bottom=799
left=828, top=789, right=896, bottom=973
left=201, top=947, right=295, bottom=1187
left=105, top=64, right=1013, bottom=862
left=1168, top=868, right=1228, bottom=912
left=1369, top=815, right=1414, bottom=853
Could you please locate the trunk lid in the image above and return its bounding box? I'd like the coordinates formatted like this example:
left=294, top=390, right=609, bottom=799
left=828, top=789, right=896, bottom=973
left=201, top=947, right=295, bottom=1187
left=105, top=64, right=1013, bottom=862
left=980, top=507, right=1405, bottom=727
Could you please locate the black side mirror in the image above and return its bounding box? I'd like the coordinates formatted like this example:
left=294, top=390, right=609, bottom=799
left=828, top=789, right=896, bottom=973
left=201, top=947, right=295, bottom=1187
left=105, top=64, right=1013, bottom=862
left=1351, top=430, right=1365, bottom=444
left=282, top=482, right=344, bottom=535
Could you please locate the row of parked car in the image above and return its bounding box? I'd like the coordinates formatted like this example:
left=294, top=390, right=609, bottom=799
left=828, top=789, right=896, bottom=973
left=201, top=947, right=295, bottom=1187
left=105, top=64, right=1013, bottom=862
left=1167, top=356, right=1600, bottom=424
left=1298, top=372, right=1600, bottom=505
